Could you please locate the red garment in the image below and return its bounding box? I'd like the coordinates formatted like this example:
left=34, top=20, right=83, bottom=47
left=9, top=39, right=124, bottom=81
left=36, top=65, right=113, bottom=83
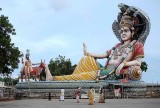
left=132, top=41, right=144, bottom=59
left=75, top=89, right=81, bottom=96
left=124, top=42, right=144, bottom=76
left=106, top=41, right=144, bottom=60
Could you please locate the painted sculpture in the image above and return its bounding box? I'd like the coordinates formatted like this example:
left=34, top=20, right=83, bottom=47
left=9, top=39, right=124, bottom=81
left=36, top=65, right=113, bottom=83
left=20, top=49, right=48, bottom=81
left=45, top=3, right=150, bottom=81
left=20, top=49, right=33, bottom=81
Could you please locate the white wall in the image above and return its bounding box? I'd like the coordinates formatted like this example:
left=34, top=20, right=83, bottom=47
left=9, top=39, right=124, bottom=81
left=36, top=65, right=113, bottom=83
left=0, top=81, right=4, bottom=87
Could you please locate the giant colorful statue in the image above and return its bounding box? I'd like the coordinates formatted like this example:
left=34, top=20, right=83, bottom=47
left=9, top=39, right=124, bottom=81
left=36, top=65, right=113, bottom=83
left=46, top=3, right=150, bottom=81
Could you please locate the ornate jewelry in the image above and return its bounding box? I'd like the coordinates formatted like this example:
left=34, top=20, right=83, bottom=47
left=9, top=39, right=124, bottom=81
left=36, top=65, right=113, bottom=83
left=123, top=60, right=127, bottom=67
left=113, top=45, right=127, bottom=60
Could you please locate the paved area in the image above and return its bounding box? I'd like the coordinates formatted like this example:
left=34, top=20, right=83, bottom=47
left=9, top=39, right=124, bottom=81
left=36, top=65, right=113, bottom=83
left=0, top=98, right=160, bottom=108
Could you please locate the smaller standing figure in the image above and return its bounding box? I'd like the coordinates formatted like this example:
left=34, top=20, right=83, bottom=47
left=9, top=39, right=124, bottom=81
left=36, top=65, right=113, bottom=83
left=114, top=88, right=121, bottom=99
left=93, top=88, right=96, bottom=103
left=88, top=87, right=94, bottom=105
left=21, top=49, right=33, bottom=81
left=75, top=87, right=81, bottom=103
left=0, top=85, right=4, bottom=98
left=98, top=87, right=105, bottom=103
left=48, top=92, right=51, bottom=101
left=59, top=88, right=65, bottom=101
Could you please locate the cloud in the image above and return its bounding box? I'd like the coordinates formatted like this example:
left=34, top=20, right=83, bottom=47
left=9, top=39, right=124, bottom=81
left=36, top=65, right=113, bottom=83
left=11, top=34, right=69, bottom=54
left=49, top=0, right=71, bottom=12
left=0, top=0, right=17, bottom=8
left=30, top=35, right=69, bottom=52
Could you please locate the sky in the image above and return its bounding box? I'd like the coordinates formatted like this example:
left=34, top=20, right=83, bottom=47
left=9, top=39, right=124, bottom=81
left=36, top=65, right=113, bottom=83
left=0, top=0, right=159, bottom=83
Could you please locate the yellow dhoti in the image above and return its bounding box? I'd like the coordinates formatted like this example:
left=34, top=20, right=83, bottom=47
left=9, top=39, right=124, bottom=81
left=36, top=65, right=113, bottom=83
left=88, top=89, right=94, bottom=105
left=54, top=56, right=99, bottom=80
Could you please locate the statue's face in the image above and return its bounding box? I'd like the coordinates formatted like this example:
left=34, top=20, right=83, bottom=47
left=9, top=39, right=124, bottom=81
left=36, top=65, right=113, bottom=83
left=120, top=26, right=132, bottom=42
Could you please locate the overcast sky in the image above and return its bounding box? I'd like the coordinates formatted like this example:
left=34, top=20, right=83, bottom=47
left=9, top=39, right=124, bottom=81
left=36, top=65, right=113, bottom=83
left=0, top=0, right=159, bottom=83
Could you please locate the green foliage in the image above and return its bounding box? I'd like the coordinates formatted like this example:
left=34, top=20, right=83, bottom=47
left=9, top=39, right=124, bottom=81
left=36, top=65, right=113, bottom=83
left=141, top=61, right=148, bottom=72
left=48, top=55, right=77, bottom=76
left=0, top=77, right=3, bottom=81
left=0, top=9, right=21, bottom=75
left=0, top=76, right=18, bottom=85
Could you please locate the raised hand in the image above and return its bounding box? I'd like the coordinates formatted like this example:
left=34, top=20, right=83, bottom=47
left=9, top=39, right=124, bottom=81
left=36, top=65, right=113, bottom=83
left=83, top=42, right=87, bottom=55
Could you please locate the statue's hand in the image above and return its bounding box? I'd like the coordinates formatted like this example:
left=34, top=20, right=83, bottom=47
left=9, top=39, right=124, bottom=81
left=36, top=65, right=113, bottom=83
left=83, top=42, right=87, bottom=55
left=116, top=63, right=124, bottom=76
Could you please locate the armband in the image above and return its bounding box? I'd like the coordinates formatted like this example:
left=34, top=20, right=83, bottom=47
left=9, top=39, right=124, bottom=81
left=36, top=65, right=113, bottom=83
left=123, top=61, right=127, bottom=67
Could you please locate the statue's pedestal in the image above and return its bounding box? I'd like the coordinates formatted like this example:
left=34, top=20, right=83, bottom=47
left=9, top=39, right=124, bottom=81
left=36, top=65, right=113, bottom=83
left=15, top=80, right=146, bottom=94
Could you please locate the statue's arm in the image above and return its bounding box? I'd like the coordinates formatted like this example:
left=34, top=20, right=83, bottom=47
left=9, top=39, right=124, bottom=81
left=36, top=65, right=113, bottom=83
left=22, top=58, right=24, bottom=64
left=88, top=52, right=108, bottom=59
left=124, top=57, right=142, bottom=67
left=83, top=42, right=109, bottom=58
left=22, top=58, right=25, bottom=66
left=124, top=42, right=144, bottom=67
left=116, top=57, right=142, bottom=75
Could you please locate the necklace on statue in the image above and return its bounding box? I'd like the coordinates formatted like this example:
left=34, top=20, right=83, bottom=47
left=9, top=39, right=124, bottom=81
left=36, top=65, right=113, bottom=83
left=113, top=45, right=127, bottom=60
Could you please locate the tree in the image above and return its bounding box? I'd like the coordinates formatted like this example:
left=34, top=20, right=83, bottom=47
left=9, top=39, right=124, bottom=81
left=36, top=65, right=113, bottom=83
left=0, top=9, right=21, bottom=76
left=48, top=55, right=77, bottom=76
left=0, top=76, right=18, bottom=86
left=141, top=61, right=148, bottom=72
left=0, top=76, right=3, bottom=82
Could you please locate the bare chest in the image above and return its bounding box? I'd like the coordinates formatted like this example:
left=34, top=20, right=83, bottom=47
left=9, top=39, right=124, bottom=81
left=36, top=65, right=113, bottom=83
left=25, top=60, right=31, bottom=66
left=109, top=45, right=133, bottom=65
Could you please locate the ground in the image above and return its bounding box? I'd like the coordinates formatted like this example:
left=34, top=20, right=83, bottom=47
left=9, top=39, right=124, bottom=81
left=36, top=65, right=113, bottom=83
left=0, top=99, right=160, bottom=108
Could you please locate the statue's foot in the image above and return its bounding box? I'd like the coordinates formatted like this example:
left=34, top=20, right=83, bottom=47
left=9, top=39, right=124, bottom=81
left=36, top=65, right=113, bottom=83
left=53, top=76, right=56, bottom=81
left=46, top=76, right=54, bottom=81
left=95, top=78, right=99, bottom=83
left=96, top=76, right=100, bottom=83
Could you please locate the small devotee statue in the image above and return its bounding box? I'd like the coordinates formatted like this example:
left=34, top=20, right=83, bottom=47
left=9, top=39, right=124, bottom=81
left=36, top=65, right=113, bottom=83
left=21, top=49, right=33, bottom=81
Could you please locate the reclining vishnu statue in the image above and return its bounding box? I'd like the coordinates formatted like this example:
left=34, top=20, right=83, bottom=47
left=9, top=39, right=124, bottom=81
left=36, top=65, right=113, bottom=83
left=45, top=3, right=150, bottom=81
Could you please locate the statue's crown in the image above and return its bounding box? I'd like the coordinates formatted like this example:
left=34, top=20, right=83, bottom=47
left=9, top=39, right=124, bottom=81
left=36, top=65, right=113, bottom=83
left=112, top=3, right=151, bottom=44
